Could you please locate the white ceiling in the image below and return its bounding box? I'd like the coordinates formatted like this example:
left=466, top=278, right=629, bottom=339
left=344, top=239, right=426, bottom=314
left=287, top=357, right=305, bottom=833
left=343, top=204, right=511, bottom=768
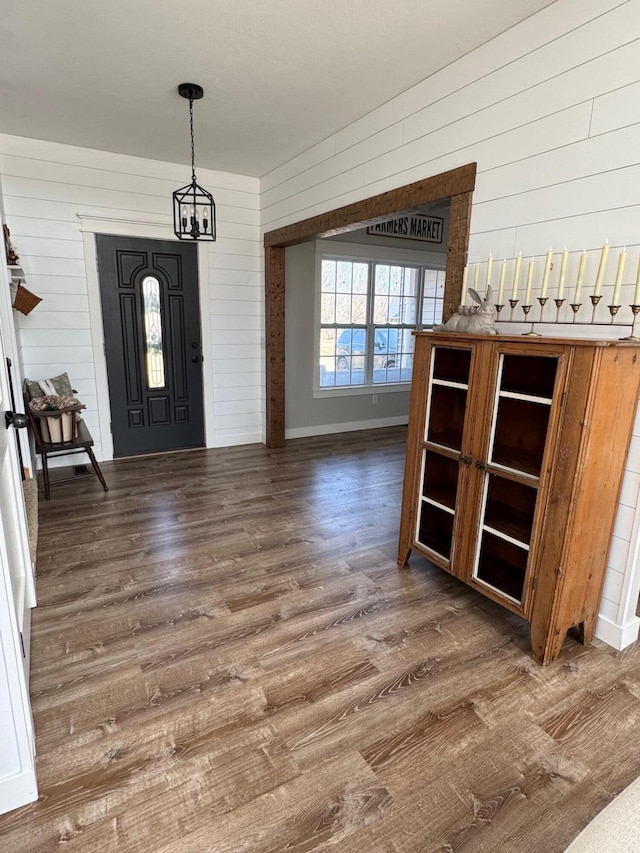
left=1, top=1, right=556, bottom=178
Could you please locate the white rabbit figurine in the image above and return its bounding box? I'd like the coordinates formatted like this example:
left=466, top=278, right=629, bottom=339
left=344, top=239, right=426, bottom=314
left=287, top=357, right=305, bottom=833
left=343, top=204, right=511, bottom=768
left=434, top=286, right=497, bottom=334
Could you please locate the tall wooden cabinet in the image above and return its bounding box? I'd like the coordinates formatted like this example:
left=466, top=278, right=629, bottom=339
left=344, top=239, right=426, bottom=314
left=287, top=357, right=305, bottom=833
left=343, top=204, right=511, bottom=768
left=398, top=332, right=640, bottom=664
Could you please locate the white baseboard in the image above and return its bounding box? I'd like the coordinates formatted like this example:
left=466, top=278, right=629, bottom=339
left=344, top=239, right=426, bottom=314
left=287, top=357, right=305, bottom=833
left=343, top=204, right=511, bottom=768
left=594, top=613, right=640, bottom=650
left=285, top=416, right=408, bottom=440
left=0, top=767, right=37, bottom=816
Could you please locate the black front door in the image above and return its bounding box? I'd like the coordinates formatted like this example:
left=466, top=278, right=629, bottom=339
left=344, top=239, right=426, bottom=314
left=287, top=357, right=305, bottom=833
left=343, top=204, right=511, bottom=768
left=97, top=235, right=205, bottom=457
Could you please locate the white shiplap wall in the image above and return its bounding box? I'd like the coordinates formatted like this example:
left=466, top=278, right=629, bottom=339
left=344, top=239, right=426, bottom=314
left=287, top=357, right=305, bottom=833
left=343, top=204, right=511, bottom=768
left=260, top=0, right=640, bottom=648
left=0, top=135, right=263, bottom=457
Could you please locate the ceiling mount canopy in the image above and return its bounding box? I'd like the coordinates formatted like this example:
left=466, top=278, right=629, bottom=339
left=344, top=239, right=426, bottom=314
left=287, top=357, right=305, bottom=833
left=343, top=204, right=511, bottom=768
left=173, top=82, right=216, bottom=242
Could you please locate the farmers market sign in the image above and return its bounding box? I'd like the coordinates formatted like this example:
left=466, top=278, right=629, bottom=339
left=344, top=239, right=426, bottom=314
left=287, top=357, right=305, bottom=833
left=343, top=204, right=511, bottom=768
left=367, top=214, right=444, bottom=244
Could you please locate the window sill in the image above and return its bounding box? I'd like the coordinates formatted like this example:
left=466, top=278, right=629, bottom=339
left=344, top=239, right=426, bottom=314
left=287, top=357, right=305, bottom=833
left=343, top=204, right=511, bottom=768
left=313, top=383, right=411, bottom=399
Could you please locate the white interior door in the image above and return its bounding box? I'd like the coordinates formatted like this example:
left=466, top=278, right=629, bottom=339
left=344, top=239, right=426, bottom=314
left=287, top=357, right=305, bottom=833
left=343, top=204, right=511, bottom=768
left=0, top=319, right=37, bottom=813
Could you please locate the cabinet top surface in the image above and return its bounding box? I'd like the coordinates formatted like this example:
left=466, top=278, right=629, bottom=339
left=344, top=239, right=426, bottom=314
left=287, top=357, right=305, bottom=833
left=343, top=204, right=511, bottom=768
left=415, top=331, right=640, bottom=348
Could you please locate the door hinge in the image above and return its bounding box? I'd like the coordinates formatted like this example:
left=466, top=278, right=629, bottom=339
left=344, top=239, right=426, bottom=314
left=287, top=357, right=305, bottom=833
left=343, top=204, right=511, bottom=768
left=531, top=576, right=537, bottom=591
left=19, top=631, right=25, bottom=658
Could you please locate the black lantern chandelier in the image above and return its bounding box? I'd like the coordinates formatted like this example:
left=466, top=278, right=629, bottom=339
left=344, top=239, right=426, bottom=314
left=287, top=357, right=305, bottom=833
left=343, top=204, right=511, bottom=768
left=173, top=83, right=216, bottom=241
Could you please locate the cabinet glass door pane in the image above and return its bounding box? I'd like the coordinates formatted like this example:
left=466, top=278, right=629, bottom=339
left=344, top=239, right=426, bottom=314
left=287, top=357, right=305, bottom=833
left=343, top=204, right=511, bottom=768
left=416, top=450, right=460, bottom=561
left=472, top=472, right=538, bottom=603
left=422, top=450, right=459, bottom=510
left=491, top=398, right=551, bottom=477
left=488, top=354, right=558, bottom=478
left=425, top=346, right=472, bottom=452
left=426, top=385, right=466, bottom=451
left=483, top=475, right=536, bottom=543
left=476, top=531, right=527, bottom=602
left=418, top=502, right=454, bottom=560
left=500, top=355, right=557, bottom=397
left=432, top=347, right=471, bottom=383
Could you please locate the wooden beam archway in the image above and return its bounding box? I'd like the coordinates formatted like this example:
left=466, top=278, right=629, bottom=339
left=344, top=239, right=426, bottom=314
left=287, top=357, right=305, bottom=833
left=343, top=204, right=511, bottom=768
left=263, top=162, right=477, bottom=447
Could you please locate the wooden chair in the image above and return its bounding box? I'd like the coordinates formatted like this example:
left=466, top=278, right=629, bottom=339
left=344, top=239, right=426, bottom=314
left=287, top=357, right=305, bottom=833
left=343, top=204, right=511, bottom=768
left=24, top=396, right=108, bottom=500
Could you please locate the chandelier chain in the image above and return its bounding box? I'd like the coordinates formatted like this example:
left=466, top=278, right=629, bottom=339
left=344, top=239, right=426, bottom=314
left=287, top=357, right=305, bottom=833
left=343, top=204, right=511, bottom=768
left=189, top=97, right=197, bottom=183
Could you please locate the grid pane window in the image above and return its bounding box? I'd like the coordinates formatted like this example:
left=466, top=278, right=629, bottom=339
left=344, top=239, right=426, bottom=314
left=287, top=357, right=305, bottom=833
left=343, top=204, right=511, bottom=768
left=421, top=270, right=445, bottom=327
left=319, top=256, right=443, bottom=389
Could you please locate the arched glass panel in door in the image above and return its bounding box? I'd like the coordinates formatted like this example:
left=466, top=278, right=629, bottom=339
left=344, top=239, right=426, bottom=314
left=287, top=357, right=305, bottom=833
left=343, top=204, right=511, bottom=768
left=141, top=275, right=165, bottom=389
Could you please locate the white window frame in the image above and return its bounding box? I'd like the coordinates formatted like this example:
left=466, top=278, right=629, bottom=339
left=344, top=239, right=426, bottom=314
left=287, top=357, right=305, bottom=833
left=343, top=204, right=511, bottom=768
left=313, top=240, right=446, bottom=398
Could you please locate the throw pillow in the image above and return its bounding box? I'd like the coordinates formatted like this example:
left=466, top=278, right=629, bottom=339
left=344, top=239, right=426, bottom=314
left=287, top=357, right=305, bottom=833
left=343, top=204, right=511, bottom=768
left=25, top=372, right=74, bottom=400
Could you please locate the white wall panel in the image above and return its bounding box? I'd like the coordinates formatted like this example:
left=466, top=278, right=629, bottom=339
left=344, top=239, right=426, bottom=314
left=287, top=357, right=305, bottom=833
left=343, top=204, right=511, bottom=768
left=7, top=218, right=81, bottom=240
left=213, top=372, right=262, bottom=389
left=261, top=124, right=403, bottom=211
left=18, top=328, right=93, bottom=348
left=621, top=471, right=640, bottom=509
left=209, top=315, right=262, bottom=331
left=215, top=399, right=264, bottom=417
left=212, top=299, right=263, bottom=317
left=212, top=329, right=265, bottom=347
left=16, top=311, right=90, bottom=330
left=261, top=137, right=337, bottom=194
left=599, top=596, right=620, bottom=621
left=209, top=269, right=261, bottom=287
left=473, top=165, right=640, bottom=234
left=263, top=166, right=364, bottom=227
left=0, top=134, right=259, bottom=194
left=603, top=566, right=625, bottom=602
left=211, top=344, right=263, bottom=361
left=403, top=6, right=638, bottom=145
left=474, top=123, right=640, bottom=204
left=514, top=206, right=640, bottom=257
left=591, top=78, right=640, bottom=135
left=19, top=276, right=90, bottom=296
left=209, top=254, right=262, bottom=272
left=214, top=385, right=263, bottom=404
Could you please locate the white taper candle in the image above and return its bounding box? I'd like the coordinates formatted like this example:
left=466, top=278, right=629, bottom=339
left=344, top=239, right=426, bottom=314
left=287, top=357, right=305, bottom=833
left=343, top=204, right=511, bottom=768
left=612, top=248, right=626, bottom=305
left=525, top=258, right=535, bottom=304
left=575, top=251, right=587, bottom=303
left=557, top=249, right=568, bottom=300
left=512, top=253, right=522, bottom=301
left=541, top=249, right=553, bottom=298
left=486, top=253, right=493, bottom=292
left=497, top=259, right=506, bottom=305
left=594, top=241, right=609, bottom=296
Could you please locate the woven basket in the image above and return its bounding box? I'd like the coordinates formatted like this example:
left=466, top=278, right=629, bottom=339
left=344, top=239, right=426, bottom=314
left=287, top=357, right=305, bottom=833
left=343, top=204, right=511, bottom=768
left=13, top=284, right=42, bottom=315
left=39, top=412, right=78, bottom=443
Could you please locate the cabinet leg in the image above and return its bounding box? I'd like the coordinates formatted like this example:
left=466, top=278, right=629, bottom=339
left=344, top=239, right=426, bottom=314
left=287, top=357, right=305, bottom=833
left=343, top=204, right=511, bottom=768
left=577, top=612, right=597, bottom=647
left=530, top=623, right=567, bottom=666
left=397, top=546, right=412, bottom=568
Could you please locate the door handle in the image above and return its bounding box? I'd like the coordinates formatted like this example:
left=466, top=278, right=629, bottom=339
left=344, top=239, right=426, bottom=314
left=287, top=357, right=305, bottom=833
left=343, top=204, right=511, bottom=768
left=475, top=460, right=487, bottom=471
left=5, top=411, right=28, bottom=429
left=459, top=455, right=472, bottom=465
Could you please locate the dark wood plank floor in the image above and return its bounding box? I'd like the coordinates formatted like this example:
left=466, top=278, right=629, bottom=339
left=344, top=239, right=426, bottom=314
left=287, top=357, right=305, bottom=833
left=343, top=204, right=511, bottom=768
left=2, top=426, right=640, bottom=852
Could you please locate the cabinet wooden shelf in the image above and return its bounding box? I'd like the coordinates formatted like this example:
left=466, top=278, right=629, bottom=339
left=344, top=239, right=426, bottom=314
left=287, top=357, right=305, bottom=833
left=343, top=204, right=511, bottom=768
left=398, top=332, right=640, bottom=664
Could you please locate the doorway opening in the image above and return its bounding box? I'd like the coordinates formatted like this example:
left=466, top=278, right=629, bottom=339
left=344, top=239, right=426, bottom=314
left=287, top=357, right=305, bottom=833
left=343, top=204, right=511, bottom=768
left=263, top=162, right=477, bottom=447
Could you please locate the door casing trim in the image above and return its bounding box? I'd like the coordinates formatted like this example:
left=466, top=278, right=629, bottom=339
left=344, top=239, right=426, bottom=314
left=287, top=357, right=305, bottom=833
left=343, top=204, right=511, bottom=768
left=80, top=216, right=214, bottom=460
